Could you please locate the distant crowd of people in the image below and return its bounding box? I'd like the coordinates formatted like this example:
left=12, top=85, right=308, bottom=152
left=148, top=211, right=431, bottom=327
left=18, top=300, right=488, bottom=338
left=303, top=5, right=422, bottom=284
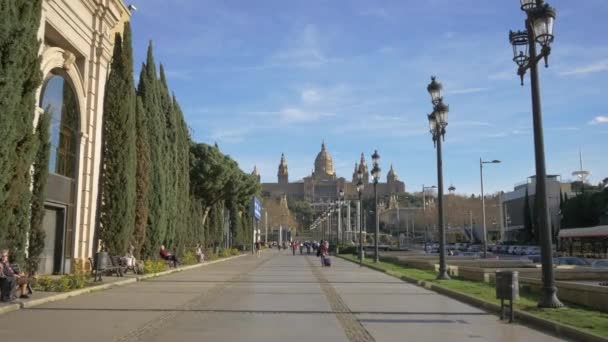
left=273, top=240, right=331, bottom=266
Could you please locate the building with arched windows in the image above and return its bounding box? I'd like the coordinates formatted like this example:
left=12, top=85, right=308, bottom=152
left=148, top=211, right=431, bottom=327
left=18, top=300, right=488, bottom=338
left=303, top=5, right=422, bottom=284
left=35, top=0, right=131, bottom=273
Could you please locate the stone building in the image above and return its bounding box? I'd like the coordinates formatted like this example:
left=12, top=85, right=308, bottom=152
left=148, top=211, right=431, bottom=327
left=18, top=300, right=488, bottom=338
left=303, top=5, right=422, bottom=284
left=35, top=0, right=131, bottom=273
left=261, top=142, right=406, bottom=204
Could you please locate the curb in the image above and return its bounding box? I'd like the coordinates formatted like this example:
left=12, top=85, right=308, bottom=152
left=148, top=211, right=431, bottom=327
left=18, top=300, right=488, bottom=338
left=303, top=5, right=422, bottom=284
left=338, top=255, right=608, bottom=342
left=0, top=254, right=247, bottom=315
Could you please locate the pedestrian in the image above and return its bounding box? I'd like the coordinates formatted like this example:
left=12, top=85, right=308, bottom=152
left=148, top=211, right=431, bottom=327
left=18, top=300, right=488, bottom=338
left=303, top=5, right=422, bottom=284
left=0, top=249, right=32, bottom=301
left=319, top=241, right=328, bottom=266
left=195, top=243, right=204, bottom=263
left=159, top=245, right=179, bottom=267
left=291, top=241, right=297, bottom=256
left=255, top=241, right=261, bottom=257
left=306, top=242, right=311, bottom=255
left=299, top=242, right=304, bottom=255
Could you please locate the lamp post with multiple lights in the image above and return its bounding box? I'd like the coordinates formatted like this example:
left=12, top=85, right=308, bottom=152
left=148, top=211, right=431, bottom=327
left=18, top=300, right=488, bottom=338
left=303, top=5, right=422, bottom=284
left=426, top=76, right=450, bottom=280
left=357, top=170, right=365, bottom=266
left=509, top=0, right=561, bottom=308
left=371, top=150, right=381, bottom=263
left=480, top=159, right=501, bottom=258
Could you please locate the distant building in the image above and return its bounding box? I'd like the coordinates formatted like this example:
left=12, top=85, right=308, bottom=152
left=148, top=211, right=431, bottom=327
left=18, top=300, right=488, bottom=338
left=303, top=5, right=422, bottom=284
left=261, top=142, right=406, bottom=204
left=501, top=175, right=575, bottom=241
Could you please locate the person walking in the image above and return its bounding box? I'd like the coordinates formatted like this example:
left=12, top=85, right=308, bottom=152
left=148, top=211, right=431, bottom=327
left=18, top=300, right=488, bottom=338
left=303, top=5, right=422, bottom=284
left=291, top=241, right=297, bottom=256
left=319, top=240, right=328, bottom=267
left=255, top=241, right=261, bottom=257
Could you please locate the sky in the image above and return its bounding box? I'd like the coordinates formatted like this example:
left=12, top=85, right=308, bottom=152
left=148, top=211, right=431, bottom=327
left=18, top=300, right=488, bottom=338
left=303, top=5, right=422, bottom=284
left=128, top=0, right=608, bottom=195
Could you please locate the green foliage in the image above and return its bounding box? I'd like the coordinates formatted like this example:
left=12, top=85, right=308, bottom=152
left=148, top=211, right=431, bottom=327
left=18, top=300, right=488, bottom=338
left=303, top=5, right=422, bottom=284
left=561, top=190, right=608, bottom=228
left=100, top=25, right=137, bottom=256
left=27, top=110, right=52, bottom=273
left=181, top=251, right=198, bottom=265
left=34, top=273, right=91, bottom=292
left=230, top=248, right=240, bottom=256
left=143, top=259, right=167, bottom=274
left=0, top=0, right=43, bottom=264
left=133, top=96, right=150, bottom=258
left=288, top=199, right=314, bottom=230
left=218, top=249, right=232, bottom=258
left=138, top=42, right=168, bottom=257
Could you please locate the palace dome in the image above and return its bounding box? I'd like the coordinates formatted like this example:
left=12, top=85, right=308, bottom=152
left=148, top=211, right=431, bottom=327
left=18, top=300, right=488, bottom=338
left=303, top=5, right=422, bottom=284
left=314, top=142, right=335, bottom=177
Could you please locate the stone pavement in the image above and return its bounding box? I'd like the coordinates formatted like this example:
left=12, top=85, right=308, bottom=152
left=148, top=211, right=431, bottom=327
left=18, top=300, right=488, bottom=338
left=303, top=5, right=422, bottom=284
left=0, top=250, right=563, bottom=341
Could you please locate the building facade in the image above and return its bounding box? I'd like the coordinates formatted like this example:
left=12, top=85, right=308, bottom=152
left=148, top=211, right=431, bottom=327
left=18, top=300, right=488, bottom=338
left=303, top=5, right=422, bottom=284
left=501, top=175, right=574, bottom=241
left=261, top=142, right=406, bottom=204
left=35, top=0, right=131, bottom=273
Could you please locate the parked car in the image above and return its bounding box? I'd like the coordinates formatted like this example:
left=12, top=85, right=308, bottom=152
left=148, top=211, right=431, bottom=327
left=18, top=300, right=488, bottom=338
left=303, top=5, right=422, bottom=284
left=526, top=255, right=542, bottom=263
left=554, top=257, right=591, bottom=266
left=525, top=246, right=541, bottom=255
left=591, top=259, right=608, bottom=268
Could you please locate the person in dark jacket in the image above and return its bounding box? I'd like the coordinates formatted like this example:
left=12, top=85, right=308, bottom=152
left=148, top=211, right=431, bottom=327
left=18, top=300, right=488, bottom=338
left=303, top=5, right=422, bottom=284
left=159, top=245, right=179, bottom=267
left=0, top=249, right=31, bottom=301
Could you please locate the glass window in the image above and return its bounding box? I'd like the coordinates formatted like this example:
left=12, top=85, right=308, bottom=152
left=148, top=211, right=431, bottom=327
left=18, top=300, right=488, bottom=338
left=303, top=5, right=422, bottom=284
left=40, top=71, right=79, bottom=178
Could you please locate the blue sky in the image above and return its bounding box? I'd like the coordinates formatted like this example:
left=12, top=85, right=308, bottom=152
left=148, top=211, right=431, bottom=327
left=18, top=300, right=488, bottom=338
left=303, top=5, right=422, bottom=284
left=128, top=0, right=608, bottom=195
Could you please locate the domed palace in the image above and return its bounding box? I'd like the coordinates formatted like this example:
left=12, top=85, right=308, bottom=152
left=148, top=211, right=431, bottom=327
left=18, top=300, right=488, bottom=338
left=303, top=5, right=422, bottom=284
left=261, top=142, right=406, bottom=204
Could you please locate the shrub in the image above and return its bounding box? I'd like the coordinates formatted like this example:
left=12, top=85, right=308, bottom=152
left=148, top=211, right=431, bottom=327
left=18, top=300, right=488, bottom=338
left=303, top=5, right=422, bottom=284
left=219, top=249, right=231, bottom=258
left=206, top=253, right=219, bottom=261
left=33, top=273, right=91, bottom=292
left=181, top=251, right=198, bottom=265
left=143, top=259, right=167, bottom=274
left=230, top=248, right=240, bottom=256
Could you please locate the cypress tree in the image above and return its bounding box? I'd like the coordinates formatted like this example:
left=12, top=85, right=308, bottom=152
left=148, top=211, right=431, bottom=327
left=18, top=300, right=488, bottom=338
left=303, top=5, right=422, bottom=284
left=27, top=110, right=51, bottom=273
left=158, top=65, right=177, bottom=249
left=0, top=0, right=43, bottom=263
left=99, top=25, right=136, bottom=255
left=138, top=42, right=167, bottom=258
left=133, top=96, right=150, bottom=258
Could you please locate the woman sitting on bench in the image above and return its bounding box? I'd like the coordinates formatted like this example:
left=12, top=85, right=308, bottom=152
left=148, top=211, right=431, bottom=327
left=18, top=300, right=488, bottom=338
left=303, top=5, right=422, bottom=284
left=1, top=249, right=31, bottom=301
left=159, top=245, right=179, bottom=267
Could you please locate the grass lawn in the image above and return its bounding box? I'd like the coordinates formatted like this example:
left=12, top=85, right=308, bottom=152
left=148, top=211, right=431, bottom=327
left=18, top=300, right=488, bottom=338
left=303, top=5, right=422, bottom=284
left=340, top=254, right=608, bottom=338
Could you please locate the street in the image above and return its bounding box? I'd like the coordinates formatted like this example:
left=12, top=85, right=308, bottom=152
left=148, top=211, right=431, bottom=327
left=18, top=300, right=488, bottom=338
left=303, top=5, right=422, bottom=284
left=0, top=250, right=562, bottom=341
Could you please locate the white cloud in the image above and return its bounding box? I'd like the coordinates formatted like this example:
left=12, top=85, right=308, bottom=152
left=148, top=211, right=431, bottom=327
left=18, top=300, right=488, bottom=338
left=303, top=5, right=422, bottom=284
left=559, top=60, right=608, bottom=76
left=447, top=87, right=489, bottom=95
left=301, top=88, right=322, bottom=104
left=268, top=24, right=332, bottom=68
left=589, top=116, right=608, bottom=125
left=278, top=107, right=334, bottom=123
left=210, top=127, right=250, bottom=143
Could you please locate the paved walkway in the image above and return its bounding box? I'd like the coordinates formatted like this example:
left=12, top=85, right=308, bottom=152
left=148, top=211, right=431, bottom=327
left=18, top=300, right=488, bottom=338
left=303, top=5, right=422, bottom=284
left=0, top=250, right=562, bottom=341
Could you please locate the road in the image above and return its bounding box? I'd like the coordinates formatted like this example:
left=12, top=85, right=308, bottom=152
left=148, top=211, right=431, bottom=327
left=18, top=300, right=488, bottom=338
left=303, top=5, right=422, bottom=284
left=0, top=250, right=562, bottom=341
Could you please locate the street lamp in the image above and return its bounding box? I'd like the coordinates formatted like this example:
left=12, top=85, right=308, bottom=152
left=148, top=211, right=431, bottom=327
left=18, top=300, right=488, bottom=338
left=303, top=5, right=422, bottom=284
left=480, top=159, right=501, bottom=258
left=338, top=189, right=345, bottom=248
left=426, top=76, right=450, bottom=280
left=357, top=170, right=365, bottom=266
left=509, top=0, right=561, bottom=308
left=371, top=150, right=381, bottom=263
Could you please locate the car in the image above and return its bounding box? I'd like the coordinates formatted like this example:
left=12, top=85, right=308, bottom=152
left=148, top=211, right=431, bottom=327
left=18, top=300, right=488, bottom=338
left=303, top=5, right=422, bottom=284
left=554, top=257, right=591, bottom=266
left=591, top=259, right=608, bottom=268
left=526, top=247, right=541, bottom=255
left=507, top=246, right=517, bottom=254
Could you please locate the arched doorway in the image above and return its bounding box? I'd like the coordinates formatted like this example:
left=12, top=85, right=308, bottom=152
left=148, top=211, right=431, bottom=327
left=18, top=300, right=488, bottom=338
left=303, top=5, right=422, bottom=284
left=38, top=70, right=80, bottom=274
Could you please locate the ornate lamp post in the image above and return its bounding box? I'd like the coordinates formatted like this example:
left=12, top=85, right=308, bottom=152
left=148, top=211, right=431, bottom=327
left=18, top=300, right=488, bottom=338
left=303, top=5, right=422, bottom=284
left=371, top=150, right=381, bottom=263
left=426, top=76, right=450, bottom=280
left=509, top=0, right=561, bottom=308
left=357, top=170, right=365, bottom=266
left=480, top=159, right=501, bottom=258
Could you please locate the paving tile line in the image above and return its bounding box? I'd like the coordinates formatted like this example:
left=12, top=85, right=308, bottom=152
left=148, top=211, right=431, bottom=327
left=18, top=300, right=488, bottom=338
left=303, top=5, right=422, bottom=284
left=305, top=256, right=376, bottom=342
left=339, top=256, right=608, bottom=342
left=113, top=252, right=275, bottom=342
left=0, top=254, right=247, bottom=317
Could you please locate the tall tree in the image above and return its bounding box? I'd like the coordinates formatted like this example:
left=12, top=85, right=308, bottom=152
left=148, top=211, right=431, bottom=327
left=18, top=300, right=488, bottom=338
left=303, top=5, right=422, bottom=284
left=133, top=96, right=150, bottom=258
left=0, top=0, right=43, bottom=263
left=523, top=187, right=534, bottom=243
left=137, top=42, right=168, bottom=258
left=27, top=110, right=51, bottom=272
left=99, top=25, right=137, bottom=255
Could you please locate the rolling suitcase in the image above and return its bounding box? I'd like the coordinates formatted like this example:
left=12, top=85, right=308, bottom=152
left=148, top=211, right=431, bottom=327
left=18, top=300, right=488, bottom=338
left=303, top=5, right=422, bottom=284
left=324, top=257, right=331, bottom=267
